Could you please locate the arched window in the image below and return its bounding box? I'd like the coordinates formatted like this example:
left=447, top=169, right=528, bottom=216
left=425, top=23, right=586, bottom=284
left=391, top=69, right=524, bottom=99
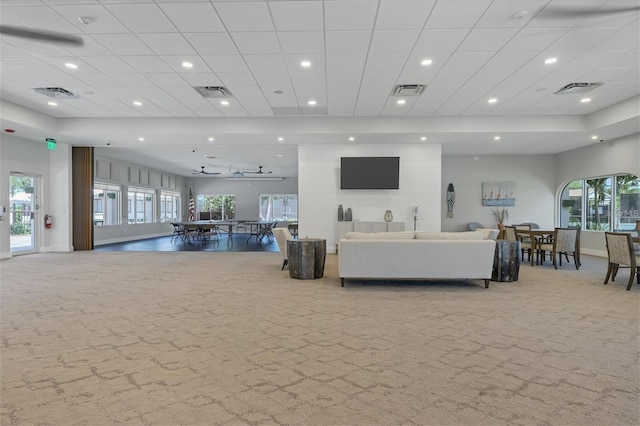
left=559, top=174, right=639, bottom=231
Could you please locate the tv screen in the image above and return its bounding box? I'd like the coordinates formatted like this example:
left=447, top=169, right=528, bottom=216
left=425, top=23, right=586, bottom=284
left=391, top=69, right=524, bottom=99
left=340, top=157, right=400, bottom=190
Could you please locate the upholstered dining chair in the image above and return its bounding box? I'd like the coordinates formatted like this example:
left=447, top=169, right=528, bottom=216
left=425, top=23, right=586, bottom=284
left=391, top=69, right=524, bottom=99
left=604, top=232, right=639, bottom=291
left=536, top=227, right=580, bottom=269
left=273, top=228, right=293, bottom=270
left=514, top=224, right=532, bottom=261
left=503, top=226, right=518, bottom=241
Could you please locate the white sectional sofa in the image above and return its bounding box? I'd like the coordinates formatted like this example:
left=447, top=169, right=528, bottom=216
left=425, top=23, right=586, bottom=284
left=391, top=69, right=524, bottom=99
left=338, top=230, right=497, bottom=288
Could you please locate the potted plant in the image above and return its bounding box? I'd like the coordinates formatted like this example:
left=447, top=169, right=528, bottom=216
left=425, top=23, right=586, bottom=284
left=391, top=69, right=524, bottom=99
left=492, top=208, right=509, bottom=230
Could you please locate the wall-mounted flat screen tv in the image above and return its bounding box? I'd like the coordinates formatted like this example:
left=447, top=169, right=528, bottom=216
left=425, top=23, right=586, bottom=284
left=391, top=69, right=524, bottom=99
left=340, top=157, right=400, bottom=190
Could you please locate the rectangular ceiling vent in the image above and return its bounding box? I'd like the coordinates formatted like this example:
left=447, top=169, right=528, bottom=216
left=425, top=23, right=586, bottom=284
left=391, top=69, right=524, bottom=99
left=194, top=86, right=232, bottom=98
left=554, top=82, right=602, bottom=95
left=272, top=106, right=301, bottom=116
left=33, top=87, right=79, bottom=99
left=392, top=84, right=426, bottom=96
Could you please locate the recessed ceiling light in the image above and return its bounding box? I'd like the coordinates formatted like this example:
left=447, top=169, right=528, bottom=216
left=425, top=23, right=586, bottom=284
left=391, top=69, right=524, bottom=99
left=65, top=62, right=78, bottom=69
left=420, top=59, right=433, bottom=66
left=544, top=57, right=558, bottom=65
left=300, top=60, right=311, bottom=68
left=182, top=61, right=193, bottom=68
left=48, top=101, right=57, bottom=106
left=473, top=156, right=479, bottom=160
left=348, top=136, right=355, bottom=141
left=208, top=137, right=214, bottom=142
left=276, top=154, right=284, bottom=158
left=591, top=135, right=598, bottom=140
left=581, top=98, right=591, bottom=103
left=397, top=99, right=406, bottom=105
left=138, top=137, right=145, bottom=142
left=494, top=136, right=501, bottom=141
left=421, top=136, right=427, bottom=141
left=488, top=98, right=498, bottom=104
left=133, top=101, right=142, bottom=106
left=308, top=100, right=316, bottom=106
left=220, top=100, right=229, bottom=106
left=277, top=137, right=284, bottom=142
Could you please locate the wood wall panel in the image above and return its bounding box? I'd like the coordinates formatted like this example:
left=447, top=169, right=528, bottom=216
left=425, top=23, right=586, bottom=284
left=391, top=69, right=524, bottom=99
left=72, top=147, right=94, bottom=250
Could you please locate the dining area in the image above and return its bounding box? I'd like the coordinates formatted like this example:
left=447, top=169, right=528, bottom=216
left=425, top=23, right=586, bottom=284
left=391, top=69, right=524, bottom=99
left=501, top=220, right=640, bottom=290
left=169, top=219, right=279, bottom=246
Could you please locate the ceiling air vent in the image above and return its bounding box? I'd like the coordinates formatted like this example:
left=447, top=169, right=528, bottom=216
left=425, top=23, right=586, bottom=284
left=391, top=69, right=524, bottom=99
left=33, top=87, right=79, bottom=99
left=554, top=82, right=602, bottom=95
left=392, top=84, right=426, bottom=96
left=194, top=86, right=232, bottom=98
left=272, top=107, right=301, bottom=116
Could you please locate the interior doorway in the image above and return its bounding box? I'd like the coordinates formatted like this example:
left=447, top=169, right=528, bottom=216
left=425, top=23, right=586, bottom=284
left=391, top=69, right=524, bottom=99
left=9, top=173, right=39, bottom=255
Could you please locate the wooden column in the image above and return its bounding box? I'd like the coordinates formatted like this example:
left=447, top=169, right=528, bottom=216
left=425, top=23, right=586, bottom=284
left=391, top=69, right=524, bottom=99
left=72, top=147, right=94, bottom=250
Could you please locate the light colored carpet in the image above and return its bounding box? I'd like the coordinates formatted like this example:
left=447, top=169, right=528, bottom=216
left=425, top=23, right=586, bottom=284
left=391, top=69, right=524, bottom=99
left=1, top=251, right=638, bottom=426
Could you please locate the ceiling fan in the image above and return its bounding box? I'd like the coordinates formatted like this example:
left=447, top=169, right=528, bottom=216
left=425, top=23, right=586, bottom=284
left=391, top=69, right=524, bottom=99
left=241, top=166, right=272, bottom=175
left=228, top=167, right=244, bottom=177
left=192, top=166, right=221, bottom=175
left=0, top=25, right=84, bottom=46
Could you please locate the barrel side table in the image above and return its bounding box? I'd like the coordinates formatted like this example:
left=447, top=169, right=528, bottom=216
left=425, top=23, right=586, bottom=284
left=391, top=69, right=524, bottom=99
left=492, top=240, right=521, bottom=282
left=288, top=238, right=326, bottom=279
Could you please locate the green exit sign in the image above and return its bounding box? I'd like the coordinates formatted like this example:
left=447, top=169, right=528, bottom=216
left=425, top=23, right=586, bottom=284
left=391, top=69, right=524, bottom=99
left=46, top=138, right=57, bottom=150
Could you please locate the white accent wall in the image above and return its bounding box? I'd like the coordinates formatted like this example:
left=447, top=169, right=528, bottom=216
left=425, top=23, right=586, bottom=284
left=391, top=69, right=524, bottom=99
left=298, top=144, right=442, bottom=253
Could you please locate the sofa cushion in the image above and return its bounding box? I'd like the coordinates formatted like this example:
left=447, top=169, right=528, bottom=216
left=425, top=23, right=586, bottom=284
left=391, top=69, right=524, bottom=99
left=475, top=228, right=500, bottom=240
left=346, top=231, right=415, bottom=240
left=414, top=231, right=484, bottom=240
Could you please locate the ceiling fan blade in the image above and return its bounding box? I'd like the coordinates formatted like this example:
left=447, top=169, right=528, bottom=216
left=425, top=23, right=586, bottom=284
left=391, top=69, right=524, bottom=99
left=0, top=25, right=84, bottom=46
left=540, top=5, right=640, bottom=18
left=193, top=166, right=221, bottom=175
left=242, top=166, right=272, bottom=174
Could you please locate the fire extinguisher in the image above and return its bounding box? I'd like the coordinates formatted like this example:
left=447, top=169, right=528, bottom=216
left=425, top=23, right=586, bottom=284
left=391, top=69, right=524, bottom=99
left=45, top=214, right=53, bottom=229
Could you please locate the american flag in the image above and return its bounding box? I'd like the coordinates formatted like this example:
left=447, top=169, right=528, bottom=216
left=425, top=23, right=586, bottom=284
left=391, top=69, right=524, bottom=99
left=188, top=188, right=195, bottom=221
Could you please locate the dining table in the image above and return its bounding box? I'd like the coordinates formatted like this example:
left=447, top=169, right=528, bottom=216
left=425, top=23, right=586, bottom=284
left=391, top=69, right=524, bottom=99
left=515, top=229, right=557, bottom=266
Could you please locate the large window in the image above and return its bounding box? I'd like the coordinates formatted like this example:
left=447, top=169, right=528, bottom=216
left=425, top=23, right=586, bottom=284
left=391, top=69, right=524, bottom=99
left=197, top=194, right=235, bottom=220
left=128, top=187, right=156, bottom=224
left=93, top=183, right=121, bottom=226
left=559, top=174, right=639, bottom=231
left=260, top=194, right=298, bottom=221
left=160, top=191, right=180, bottom=222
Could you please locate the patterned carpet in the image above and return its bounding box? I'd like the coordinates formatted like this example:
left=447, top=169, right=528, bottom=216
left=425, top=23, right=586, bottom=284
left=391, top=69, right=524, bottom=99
left=1, top=251, right=638, bottom=425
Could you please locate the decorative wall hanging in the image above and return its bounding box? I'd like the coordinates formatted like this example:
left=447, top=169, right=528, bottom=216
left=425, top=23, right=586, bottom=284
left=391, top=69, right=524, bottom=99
left=446, top=183, right=455, bottom=218
left=482, top=181, right=515, bottom=206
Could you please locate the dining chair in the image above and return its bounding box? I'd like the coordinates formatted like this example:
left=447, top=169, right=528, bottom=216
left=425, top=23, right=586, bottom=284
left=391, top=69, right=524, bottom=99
left=170, top=223, right=185, bottom=243
left=514, top=224, right=532, bottom=261
left=604, top=232, right=639, bottom=290
left=273, top=228, right=292, bottom=270
left=536, top=227, right=580, bottom=269
left=503, top=226, right=518, bottom=241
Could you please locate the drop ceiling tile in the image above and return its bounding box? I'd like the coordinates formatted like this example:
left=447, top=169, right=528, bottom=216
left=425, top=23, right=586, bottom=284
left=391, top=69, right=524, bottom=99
left=91, top=34, right=155, bottom=55
left=324, top=0, right=378, bottom=31
left=502, top=68, right=548, bottom=84
left=458, top=29, right=520, bottom=52
left=376, top=0, right=434, bottom=29
left=365, top=53, right=409, bottom=71
left=269, top=1, right=323, bottom=31
left=3, top=37, right=74, bottom=57
left=484, top=51, right=537, bottom=70
left=430, top=68, right=476, bottom=85
left=548, top=27, right=620, bottom=51
left=131, top=87, right=171, bottom=99
left=502, top=27, right=566, bottom=51
left=327, top=72, right=363, bottom=95
left=180, top=73, right=222, bottom=87
left=231, top=86, right=264, bottom=99
left=51, top=4, right=129, bottom=33
left=0, top=41, right=32, bottom=58
left=184, top=33, right=239, bottom=55
left=325, top=31, right=372, bottom=53
left=231, top=32, right=281, bottom=55
left=163, top=86, right=203, bottom=99
left=121, top=56, right=174, bottom=73
left=6, top=57, right=64, bottom=74
left=239, top=99, right=274, bottom=116
left=243, top=55, right=287, bottom=72
left=327, top=97, right=357, bottom=116
left=289, top=72, right=325, bottom=88
left=159, top=2, right=225, bottom=32
left=354, top=96, right=385, bottom=115
left=262, top=84, right=297, bottom=106
left=605, top=51, right=640, bottom=69
left=425, top=0, right=492, bottom=29
left=93, top=87, right=138, bottom=99
left=180, top=98, right=223, bottom=116
left=214, top=2, right=274, bottom=32
left=369, top=30, right=420, bottom=53
left=593, top=27, right=640, bottom=51
left=160, top=56, right=212, bottom=73
left=580, top=67, right=636, bottom=83
left=564, top=51, right=627, bottom=71
left=381, top=96, right=418, bottom=115
left=201, top=55, right=249, bottom=73
left=294, top=88, right=325, bottom=105
left=145, top=73, right=188, bottom=87
left=521, top=51, right=582, bottom=70
left=2, top=5, right=79, bottom=33
left=326, top=54, right=367, bottom=72
left=81, top=56, right=136, bottom=73
left=278, top=32, right=324, bottom=54
left=253, top=72, right=292, bottom=88
left=104, top=3, right=176, bottom=33
left=361, top=69, right=400, bottom=86
left=40, top=57, right=100, bottom=73
left=414, top=29, right=469, bottom=52
left=137, top=34, right=196, bottom=55
left=359, top=84, right=393, bottom=97
left=63, top=36, right=113, bottom=56
left=216, top=72, right=258, bottom=87
left=112, top=73, right=156, bottom=87
left=75, top=73, right=123, bottom=88
left=2, top=74, right=51, bottom=88
left=284, top=54, right=325, bottom=72
left=476, top=0, right=548, bottom=28
left=443, top=52, right=494, bottom=70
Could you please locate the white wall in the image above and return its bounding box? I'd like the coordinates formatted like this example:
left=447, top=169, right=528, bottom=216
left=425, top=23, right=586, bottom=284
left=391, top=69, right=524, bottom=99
left=441, top=155, right=557, bottom=231
left=299, top=144, right=442, bottom=253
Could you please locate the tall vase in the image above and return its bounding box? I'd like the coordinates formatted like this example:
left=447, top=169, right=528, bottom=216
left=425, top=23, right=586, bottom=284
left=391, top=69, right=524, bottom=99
left=345, top=208, right=352, bottom=221
left=384, top=210, right=393, bottom=222
left=338, top=204, right=344, bottom=221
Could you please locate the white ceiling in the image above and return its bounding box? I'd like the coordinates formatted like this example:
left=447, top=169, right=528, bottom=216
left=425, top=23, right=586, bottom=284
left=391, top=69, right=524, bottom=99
left=1, top=0, right=638, bottom=177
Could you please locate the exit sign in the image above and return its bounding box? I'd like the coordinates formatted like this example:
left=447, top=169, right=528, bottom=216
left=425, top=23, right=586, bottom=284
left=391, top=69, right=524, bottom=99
left=46, top=138, right=56, bottom=150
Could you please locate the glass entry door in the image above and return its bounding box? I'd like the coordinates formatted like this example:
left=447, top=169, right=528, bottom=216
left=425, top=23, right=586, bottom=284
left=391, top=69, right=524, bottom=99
left=9, top=174, right=37, bottom=254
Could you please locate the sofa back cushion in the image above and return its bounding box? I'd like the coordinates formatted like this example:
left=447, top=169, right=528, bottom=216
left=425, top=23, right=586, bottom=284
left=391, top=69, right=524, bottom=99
left=414, top=231, right=484, bottom=240
left=475, top=228, right=500, bottom=240
left=346, top=231, right=415, bottom=240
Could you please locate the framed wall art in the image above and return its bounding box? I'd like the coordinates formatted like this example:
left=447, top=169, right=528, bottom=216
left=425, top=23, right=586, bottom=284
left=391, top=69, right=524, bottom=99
left=482, top=181, right=515, bottom=206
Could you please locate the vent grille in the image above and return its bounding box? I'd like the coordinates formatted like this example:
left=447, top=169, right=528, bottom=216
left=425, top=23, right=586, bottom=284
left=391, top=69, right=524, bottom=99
left=554, top=82, right=602, bottom=95
left=272, top=107, right=301, bottom=116
left=392, top=84, right=426, bottom=96
left=272, top=106, right=328, bottom=116
left=193, top=86, right=232, bottom=98
left=33, top=87, right=79, bottom=99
